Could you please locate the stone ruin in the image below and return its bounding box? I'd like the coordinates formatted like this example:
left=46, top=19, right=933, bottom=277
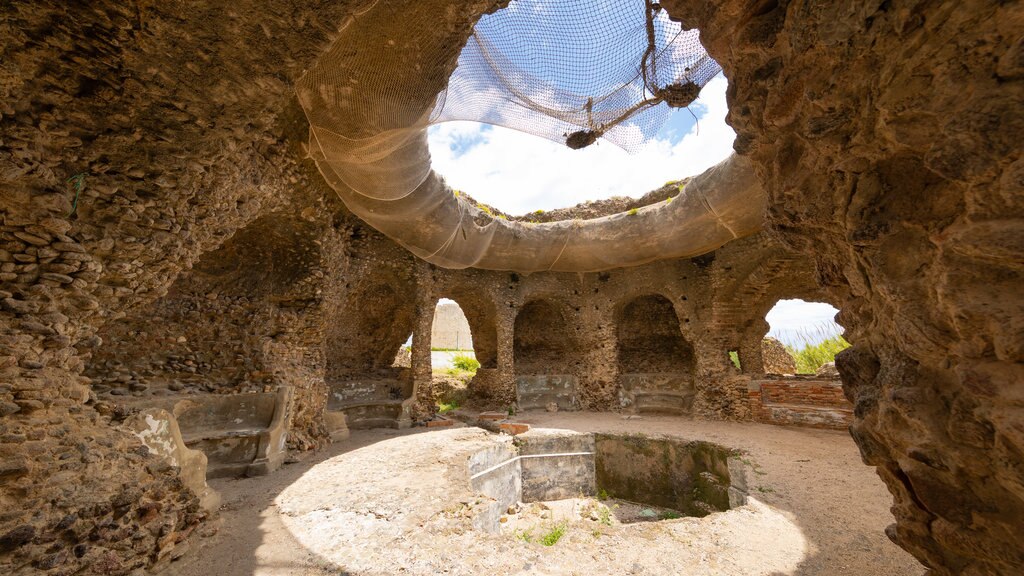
left=1, top=0, right=1022, bottom=575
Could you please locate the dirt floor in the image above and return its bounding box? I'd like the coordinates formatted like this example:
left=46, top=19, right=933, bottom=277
left=170, top=413, right=925, bottom=576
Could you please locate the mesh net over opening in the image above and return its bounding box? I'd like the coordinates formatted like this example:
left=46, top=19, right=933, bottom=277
left=297, top=0, right=722, bottom=201
left=434, top=0, right=721, bottom=151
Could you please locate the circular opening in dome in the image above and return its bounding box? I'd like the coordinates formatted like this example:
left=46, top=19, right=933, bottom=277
left=427, top=0, right=735, bottom=215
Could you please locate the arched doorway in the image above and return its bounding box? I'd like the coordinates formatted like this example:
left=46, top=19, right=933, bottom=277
left=513, top=299, right=578, bottom=411
left=325, top=279, right=416, bottom=429
left=615, top=294, right=695, bottom=413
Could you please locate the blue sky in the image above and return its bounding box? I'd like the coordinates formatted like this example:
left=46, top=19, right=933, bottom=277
left=426, top=1, right=837, bottom=344
left=427, top=74, right=733, bottom=215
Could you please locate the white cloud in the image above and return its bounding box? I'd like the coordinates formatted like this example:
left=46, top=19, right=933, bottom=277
left=766, top=299, right=843, bottom=347
left=427, top=74, right=735, bottom=215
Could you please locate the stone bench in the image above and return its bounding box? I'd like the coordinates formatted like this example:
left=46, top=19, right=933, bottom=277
left=326, top=379, right=410, bottom=430
left=618, top=373, right=695, bottom=414
left=516, top=374, right=578, bottom=411
left=118, top=386, right=293, bottom=478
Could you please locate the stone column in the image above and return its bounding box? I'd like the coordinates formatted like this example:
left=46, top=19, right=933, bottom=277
left=492, top=303, right=517, bottom=408
left=404, top=263, right=436, bottom=425
left=578, top=306, right=619, bottom=410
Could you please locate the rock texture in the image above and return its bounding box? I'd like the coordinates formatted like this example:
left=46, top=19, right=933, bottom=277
left=662, top=0, right=1024, bottom=573
left=761, top=337, right=796, bottom=375
left=0, top=0, right=356, bottom=572
left=0, top=0, right=1019, bottom=575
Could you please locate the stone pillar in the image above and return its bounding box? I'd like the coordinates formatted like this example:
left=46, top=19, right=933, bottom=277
left=492, top=304, right=517, bottom=408
left=404, top=264, right=436, bottom=425
left=738, top=330, right=766, bottom=375
left=578, top=307, right=619, bottom=410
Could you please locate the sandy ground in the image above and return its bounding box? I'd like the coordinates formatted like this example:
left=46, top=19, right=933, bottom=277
left=169, top=414, right=925, bottom=576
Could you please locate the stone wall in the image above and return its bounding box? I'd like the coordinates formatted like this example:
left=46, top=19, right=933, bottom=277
left=747, top=375, right=853, bottom=430
left=761, top=337, right=796, bottom=375
left=662, top=0, right=1024, bottom=572
left=2, top=1, right=1019, bottom=574
left=400, top=233, right=814, bottom=418
left=0, top=0, right=358, bottom=571
left=431, top=302, right=473, bottom=350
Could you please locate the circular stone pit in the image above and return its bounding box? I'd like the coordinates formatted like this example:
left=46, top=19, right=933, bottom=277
left=274, top=427, right=809, bottom=575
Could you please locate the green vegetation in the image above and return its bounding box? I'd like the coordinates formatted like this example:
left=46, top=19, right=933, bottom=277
left=438, top=400, right=459, bottom=414
left=597, top=505, right=612, bottom=526
left=728, top=351, right=741, bottom=370
left=539, top=522, right=567, bottom=546
left=534, top=209, right=544, bottom=215
left=665, top=196, right=673, bottom=204
left=597, top=488, right=610, bottom=501
left=516, top=528, right=534, bottom=543
left=451, top=353, right=480, bottom=372
left=627, top=207, right=638, bottom=216
left=786, top=335, right=850, bottom=374
left=478, top=204, right=493, bottom=216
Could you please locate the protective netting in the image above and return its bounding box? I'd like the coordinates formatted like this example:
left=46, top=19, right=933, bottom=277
left=295, top=0, right=764, bottom=273
left=434, top=0, right=721, bottom=152
left=297, top=0, right=721, bottom=200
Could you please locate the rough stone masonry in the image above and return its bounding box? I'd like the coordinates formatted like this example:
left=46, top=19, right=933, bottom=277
left=1, top=1, right=1021, bottom=575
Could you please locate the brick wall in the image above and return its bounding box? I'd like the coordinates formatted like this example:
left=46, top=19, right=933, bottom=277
left=747, top=376, right=852, bottom=430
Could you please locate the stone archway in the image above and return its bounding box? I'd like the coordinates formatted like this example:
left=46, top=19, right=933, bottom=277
left=324, top=276, right=416, bottom=429
left=513, top=299, right=578, bottom=411
left=615, top=294, right=696, bottom=414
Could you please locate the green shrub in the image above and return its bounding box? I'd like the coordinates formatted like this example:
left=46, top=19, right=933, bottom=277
left=627, top=207, right=638, bottom=216
left=729, top=351, right=741, bottom=370
left=451, top=353, right=480, bottom=372
left=539, top=522, right=567, bottom=546
left=786, top=335, right=850, bottom=374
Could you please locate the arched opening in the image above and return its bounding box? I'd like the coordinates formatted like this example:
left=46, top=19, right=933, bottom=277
left=85, top=213, right=326, bottom=478
left=430, top=299, right=478, bottom=414
left=513, top=299, right=578, bottom=411
left=763, top=298, right=846, bottom=376
left=742, top=298, right=854, bottom=429
left=615, top=294, right=695, bottom=414
left=324, top=277, right=416, bottom=429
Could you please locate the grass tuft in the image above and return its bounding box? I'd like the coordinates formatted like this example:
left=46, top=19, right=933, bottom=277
left=786, top=335, right=850, bottom=374
left=539, top=522, right=567, bottom=546
left=451, top=353, right=479, bottom=372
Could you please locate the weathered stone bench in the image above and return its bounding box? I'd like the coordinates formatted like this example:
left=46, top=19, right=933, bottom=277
left=516, top=374, right=578, bottom=411
left=618, top=373, right=695, bottom=414
left=117, top=386, right=293, bottom=478
left=326, top=378, right=410, bottom=430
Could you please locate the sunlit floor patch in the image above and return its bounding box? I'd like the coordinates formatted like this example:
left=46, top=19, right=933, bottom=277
left=275, top=427, right=809, bottom=575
